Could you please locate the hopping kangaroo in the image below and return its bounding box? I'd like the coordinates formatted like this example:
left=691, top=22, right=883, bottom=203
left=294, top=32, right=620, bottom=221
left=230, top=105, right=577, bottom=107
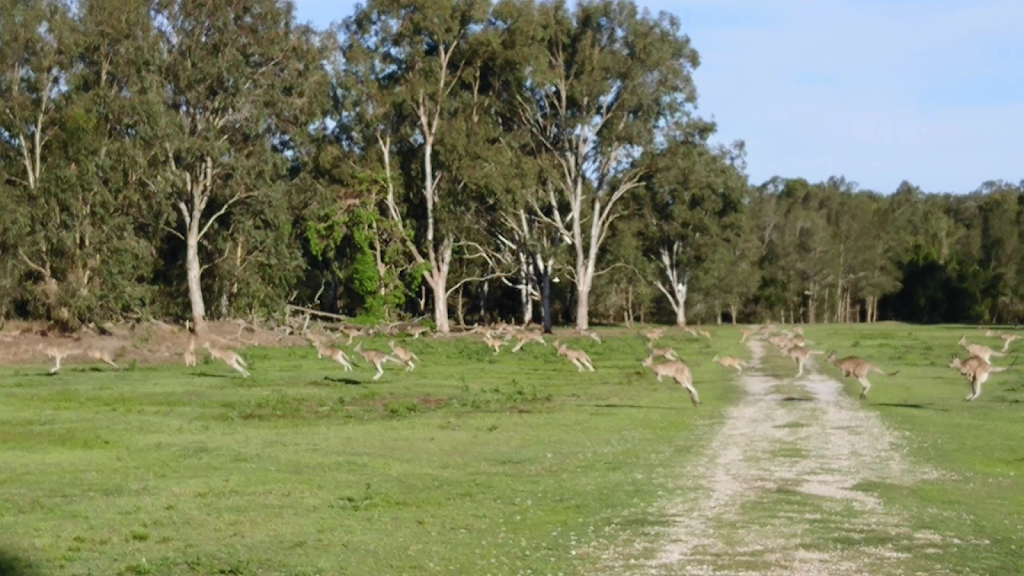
left=315, top=342, right=354, bottom=371
left=957, top=336, right=1006, bottom=363
left=1000, top=333, right=1019, bottom=352
left=203, top=342, right=250, bottom=378
left=511, top=331, right=545, bottom=352
left=827, top=351, right=899, bottom=399
left=353, top=343, right=400, bottom=380
left=482, top=333, right=507, bottom=355
left=641, top=356, right=700, bottom=406
left=711, top=354, right=747, bottom=373
left=787, top=346, right=824, bottom=377
left=949, top=354, right=1015, bottom=401
left=553, top=340, right=594, bottom=372
left=388, top=340, right=420, bottom=371
left=647, top=343, right=679, bottom=361
left=38, top=343, right=80, bottom=374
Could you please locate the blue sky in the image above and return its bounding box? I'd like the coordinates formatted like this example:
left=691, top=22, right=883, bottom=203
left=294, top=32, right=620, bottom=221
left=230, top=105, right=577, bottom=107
left=293, top=0, right=1023, bottom=194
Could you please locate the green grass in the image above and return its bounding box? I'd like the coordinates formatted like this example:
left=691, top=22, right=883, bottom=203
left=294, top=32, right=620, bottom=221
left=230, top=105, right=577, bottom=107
left=0, top=329, right=743, bottom=576
left=801, top=323, right=1024, bottom=574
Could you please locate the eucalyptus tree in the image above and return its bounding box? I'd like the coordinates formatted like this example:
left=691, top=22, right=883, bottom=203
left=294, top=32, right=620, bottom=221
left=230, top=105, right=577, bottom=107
left=0, top=0, right=74, bottom=319
left=149, top=0, right=330, bottom=333
left=636, top=121, right=747, bottom=326
left=499, top=0, right=700, bottom=330
left=340, top=0, right=492, bottom=333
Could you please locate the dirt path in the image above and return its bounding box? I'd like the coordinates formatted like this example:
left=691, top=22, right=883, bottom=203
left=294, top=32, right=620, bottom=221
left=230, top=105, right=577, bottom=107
left=601, top=339, right=949, bottom=575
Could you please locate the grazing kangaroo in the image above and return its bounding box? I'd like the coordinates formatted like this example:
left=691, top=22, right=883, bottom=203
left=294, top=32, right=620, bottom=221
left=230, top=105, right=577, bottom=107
left=826, top=351, right=899, bottom=399
left=949, top=354, right=1012, bottom=401
left=183, top=337, right=197, bottom=367
left=641, top=355, right=700, bottom=406
left=388, top=340, right=419, bottom=371
left=511, top=331, right=545, bottom=352
left=647, top=343, right=678, bottom=361
left=315, top=342, right=354, bottom=371
left=353, top=343, right=399, bottom=380
left=203, top=342, right=250, bottom=378
left=553, top=340, right=594, bottom=372
left=957, top=336, right=1006, bottom=363
left=711, top=354, right=747, bottom=373
left=38, top=343, right=81, bottom=374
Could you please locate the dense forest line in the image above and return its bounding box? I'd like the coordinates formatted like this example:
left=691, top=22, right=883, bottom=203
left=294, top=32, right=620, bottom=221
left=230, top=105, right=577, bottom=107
left=1, top=0, right=1022, bottom=333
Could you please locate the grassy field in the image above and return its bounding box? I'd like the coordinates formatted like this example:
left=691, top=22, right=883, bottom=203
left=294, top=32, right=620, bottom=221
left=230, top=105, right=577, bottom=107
left=3, top=323, right=1023, bottom=575
left=0, top=329, right=743, bottom=576
left=798, top=323, right=1024, bottom=574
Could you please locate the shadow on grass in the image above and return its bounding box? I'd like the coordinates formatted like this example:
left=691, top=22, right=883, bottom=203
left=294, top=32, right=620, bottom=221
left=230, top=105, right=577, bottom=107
left=874, top=402, right=947, bottom=411
left=324, top=376, right=364, bottom=386
left=588, top=403, right=689, bottom=411
left=192, top=371, right=233, bottom=379
left=0, top=548, right=39, bottom=576
left=780, top=396, right=813, bottom=403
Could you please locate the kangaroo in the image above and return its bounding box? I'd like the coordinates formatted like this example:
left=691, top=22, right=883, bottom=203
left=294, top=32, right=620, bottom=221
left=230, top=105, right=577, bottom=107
left=826, top=351, right=899, bottom=399
left=340, top=326, right=364, bottom=345
left=644, top=327, right=666, bottom=344
left=83, top=346, right=120, bottom=369
left=203, top=342, right=250, bottom=378
left=553, top=340, right=594, bottom=372
left=647, top=343, right=678, bottom=361
left=388, top=340, right=419, bottom=371
left=183, top=337, right=197, bottom=367
left=406, top=325, right=430, bottom=339
left=315, top=342, right=354, bottom=371
left=949, top=354, right=1012, bottom=401
left=1000, top=333, right=1018, bottom=352
left=38, top=343, right=81, bottom=374
left=641, top=355, right=699, bottom=406
left=352, top=343, right=400, bottom=380
left=697, top=328, right=712, bottom=340
left=740, top=329, right=754, bottom=343
left=957, top=336, right=1006, bottom=363
left=511, top=331, right=545, bottom=352
left=575, top=328, right=602, bottom=343
left=711, top=354, right=747, bottom=373
left=482, top=332, right=507, bottom=355
left=787, top=346, right=824, bottom=377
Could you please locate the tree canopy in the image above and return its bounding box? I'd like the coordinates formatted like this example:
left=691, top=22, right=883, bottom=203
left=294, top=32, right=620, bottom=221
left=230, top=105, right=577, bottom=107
left=1, top=0, right=1021, bottom=330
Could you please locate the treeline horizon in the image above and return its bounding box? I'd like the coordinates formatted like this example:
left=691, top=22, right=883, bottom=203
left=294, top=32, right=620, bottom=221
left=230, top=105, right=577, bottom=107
left=1, top=0, right=1021, bottom=333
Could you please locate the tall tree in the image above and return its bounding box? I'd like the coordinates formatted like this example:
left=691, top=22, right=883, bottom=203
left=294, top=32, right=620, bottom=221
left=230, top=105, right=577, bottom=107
left=149, top=0, right=329, bottom=334
left=503, top=0, right=700, bottom=329
left=637, top=124, right=747, bottom=326
left=340, top=0, right=491, bottom=334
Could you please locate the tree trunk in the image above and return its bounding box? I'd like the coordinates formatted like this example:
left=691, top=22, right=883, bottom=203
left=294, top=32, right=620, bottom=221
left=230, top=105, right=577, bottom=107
left=456, top=285, right=465, bottom=326
left=185, top=230, right=207, bottom=335
left=541, top=266, right=552, bottom=334
left=431, top=276, right=450, bottom=334
left=576, top=285, right=591, bottom=331
left=521, top=279, right=533, bottom=325
left=716, top=304, right=722, bottom=326
left=674, top=283, right=688, bottom=327
left=730, top=303, right=738, bottom=325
